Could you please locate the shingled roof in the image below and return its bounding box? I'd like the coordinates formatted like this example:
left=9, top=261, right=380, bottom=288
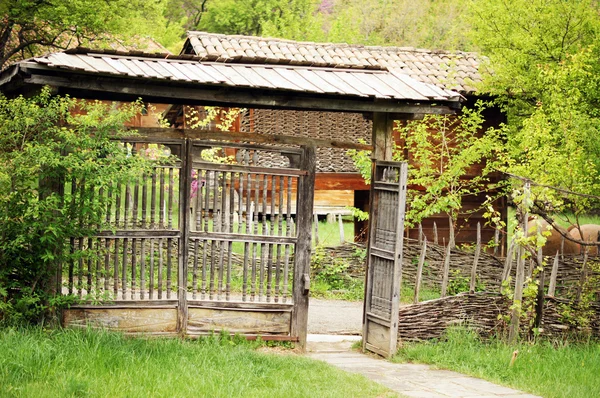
left=184, top=32, right=482, bottom=94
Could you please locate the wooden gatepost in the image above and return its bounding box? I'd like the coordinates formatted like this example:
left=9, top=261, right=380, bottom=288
left=0, top=47, right=461, bottom=351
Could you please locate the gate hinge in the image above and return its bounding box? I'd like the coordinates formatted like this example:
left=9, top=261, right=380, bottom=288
left=302, top=273, right=310, bottom=293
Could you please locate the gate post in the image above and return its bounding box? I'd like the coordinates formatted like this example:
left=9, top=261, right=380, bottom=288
left=291, top=145, right=316, bottom=350
left=178, top=139, right=192, bottom=335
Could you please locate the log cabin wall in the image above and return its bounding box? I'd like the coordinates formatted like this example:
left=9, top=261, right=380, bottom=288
left=231, top=102, right=506, bottom=249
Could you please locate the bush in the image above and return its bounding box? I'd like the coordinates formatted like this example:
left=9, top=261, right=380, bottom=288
left=0, top=89, right=149, bottom=325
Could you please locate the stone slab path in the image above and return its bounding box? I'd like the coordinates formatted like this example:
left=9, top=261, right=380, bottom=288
left=307, top=336, right=542, bottom=398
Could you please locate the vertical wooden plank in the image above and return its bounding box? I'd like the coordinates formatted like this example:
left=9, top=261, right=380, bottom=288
left=78, top=237, right=84, bottom=297
left=151, top=168, right=157, bottom=227
left=227, top=172, right=236, bottom=300
left=141, top=172, right=148, bottom=228
left=168, top=167, right=174, bottom=229
left=122, top=238, right=128, bottom=299
left=193, top=239, right=199, bottom=299
left=291, top=145, right=316, bottom=351
left=179, top=140, right=191, bottom=333
left=433, top=222, right=438, bottom=245
left=283, top=176, right=293, bottom=303
left=133, top=180, right=139, bottom=228
left=105, top=182, right=113, bottom=226
left=417, top=223, right=423, bottom=245
left=149, top=239, right=155, bottom=300
left=131, top=238, right=137, bottom=300
left=251, top=173, right=260, bottom=302
left=68, top=237, right=75, bottom=295
left=115, top=182, right=122, bottom=228
left=372, top=112, right=394, bottom=160
left=201, top=239, right=208, bottom=300
left=104, top=238, right=110, bottom=292
left=313, top=214, right=319, bottom=246
left=533, top=266, right=546, bottom=333
left=274, top=176, right=284, bottom=301
left=87, top=237, right=93, bottom=296
left=338, top=214, right=345, bottom=244
left=167, top=237, right=173, bottom=299
left=196, top=169, right=203, bottom=232
left=124, top=183, right=131, bottom=229
left=159, top=168, right=165, bottom=228
left=140, top=238, right=146, bottom=300
left=113, top=239, right=119, bottom=298
left=158, top=238, right=164, bottom=299
left=242, top=172, right=252, bottom=301
left=548, top=251, right=559, bottom=297
left=414, top=237, right=427, bottom=304
left=469, top=222, right=481, bottom=293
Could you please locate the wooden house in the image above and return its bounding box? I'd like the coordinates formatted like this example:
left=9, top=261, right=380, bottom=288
left=172, top=32, right=507, bottom=248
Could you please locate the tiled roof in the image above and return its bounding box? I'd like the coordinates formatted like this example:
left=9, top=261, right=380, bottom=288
left=184, top=32, right=482, bottom=94
left=26, top=49, right=460, bottom=102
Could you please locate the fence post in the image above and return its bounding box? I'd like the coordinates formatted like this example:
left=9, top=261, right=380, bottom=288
left=418, top=223, right=423, bottom=245
left=433, top=222, right=438, bottom=245
left=509, top=181, right=530, bottom=343
left=313, top=213, right=319, bottom=246
left=414, top=237, right=427, bottom=304
left=576, top=250, right=589, bottom=303
left=441, top=237, right=451, bottom=297
left=470, top=222, right=481, bottom=293
left=502, top=239, right=516, bottom=286
left=493, top=228, right=500, bottom=256
left=533, top=266, right=546, bottom=334
left=548, top=251, right=559, bottom=297
left=338, top=214, right=345, bottom=244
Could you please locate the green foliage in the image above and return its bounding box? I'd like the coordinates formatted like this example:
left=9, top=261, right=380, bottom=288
left=468, top=0, right=600, bottom=223
left=394, top=326, right=600, bottom=398
left=310, top=246, right=364, bottom=300
left=0, top=0, right=178, bottom=68
left=447, top=270, right=485, bottom=296
left=0, top=327, right=391, bottom=397
left=349, top=103, right=505, bottom=230
left=0, top=89, right=150, bottom=325
left=171, top=0, right=325, bottom=41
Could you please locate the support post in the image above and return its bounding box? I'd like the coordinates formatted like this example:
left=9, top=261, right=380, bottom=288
left=291, top=145, right=316, bottom=351
left=372, top=112, right=394, bottom=161
left=178, top=139, right=192, bottom=335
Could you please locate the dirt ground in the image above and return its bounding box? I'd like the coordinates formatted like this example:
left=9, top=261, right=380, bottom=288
left=307, top=298, right=363, bottom=335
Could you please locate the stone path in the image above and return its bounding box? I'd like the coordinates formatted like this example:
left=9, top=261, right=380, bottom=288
left=306, top=336, right=542, bottom=398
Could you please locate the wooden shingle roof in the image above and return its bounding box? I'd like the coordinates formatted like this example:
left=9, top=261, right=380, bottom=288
left=27, top=49, right=461, bottom=102
left=184, top=32, right=482, bottom=94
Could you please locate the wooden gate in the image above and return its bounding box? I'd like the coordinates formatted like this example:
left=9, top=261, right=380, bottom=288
left=363, top=161, right=408, bottom=358
left=61, top=136, right=315, bottom=345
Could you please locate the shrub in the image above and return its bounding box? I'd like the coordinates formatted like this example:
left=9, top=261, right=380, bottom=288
left=0, top=88, right=149, bottom=325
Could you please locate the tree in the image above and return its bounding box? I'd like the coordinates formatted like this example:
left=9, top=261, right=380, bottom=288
left=467, top=0, right=600, bottom=228
left=0, top=89, right=150, bottom=324
left=165, top=0, right=324, bottom=41
left=0, top=0, right=175, bottom=70
left=348, top=104, right=505, bottom=246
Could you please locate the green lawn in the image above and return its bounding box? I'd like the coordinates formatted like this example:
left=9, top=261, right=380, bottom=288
left=0, top=328, right=391, bottom=398
left=393, top=328, right=600, bottom=398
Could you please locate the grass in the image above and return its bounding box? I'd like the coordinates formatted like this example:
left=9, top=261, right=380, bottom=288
left=313, top=219, right=355, bottom=248
left=393, top=327, right=600, bottom=398
left=0, top=328, right=393, bottom=398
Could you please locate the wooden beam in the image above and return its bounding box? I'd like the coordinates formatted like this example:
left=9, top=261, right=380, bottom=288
left=129, top=127, right=373, bottom=151
left=291, top=145, right=316, bottom=351
left=315, top=173, right=369, bottom=191
left=372, top=112, right=394, bottom=160
left=21, top=69, right=458, bottom=115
